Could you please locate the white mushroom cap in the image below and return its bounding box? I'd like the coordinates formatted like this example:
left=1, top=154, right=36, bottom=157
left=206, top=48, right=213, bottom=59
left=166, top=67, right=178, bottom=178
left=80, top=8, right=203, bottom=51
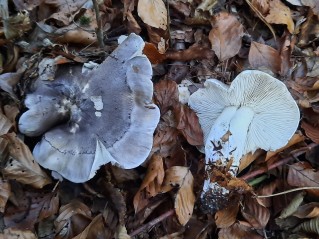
left=18, top=33, right=160, bottom=183
left=188, top=70, right=300, bottom=168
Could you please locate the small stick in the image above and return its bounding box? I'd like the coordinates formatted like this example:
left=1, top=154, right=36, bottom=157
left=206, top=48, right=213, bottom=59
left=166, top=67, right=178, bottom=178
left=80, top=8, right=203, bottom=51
left=240, top=143, right=317, bottom=181
left=256, top=186, right=319, bottom=198
left=129, top=209, right=175, bottom=237
left=92, top=0, right=104, bottom=48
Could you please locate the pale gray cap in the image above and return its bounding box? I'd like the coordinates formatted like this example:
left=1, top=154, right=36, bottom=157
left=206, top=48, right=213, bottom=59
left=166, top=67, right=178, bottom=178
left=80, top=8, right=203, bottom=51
left=19, top=33, right=160, bottom=183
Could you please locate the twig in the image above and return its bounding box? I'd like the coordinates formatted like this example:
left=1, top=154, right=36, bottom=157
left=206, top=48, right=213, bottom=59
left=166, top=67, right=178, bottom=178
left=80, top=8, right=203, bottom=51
left=256, top=186, right=319, bottom=198
left=92, top=0, right=104, bottom=48
left=129, top=209, right=175, bottom=237
left=240, top=143, right=317, bottom=181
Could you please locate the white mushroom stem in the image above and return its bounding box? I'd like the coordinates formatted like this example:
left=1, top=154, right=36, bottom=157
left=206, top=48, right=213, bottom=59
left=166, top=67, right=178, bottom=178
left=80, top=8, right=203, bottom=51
left=205, top=105, right=255, bottom=174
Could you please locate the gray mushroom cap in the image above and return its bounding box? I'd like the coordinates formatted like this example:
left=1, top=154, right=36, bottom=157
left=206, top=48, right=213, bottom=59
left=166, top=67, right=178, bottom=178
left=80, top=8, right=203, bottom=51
left=188, top=70, right=300, bottom=169
left=18, top=33, right=160, bottom=183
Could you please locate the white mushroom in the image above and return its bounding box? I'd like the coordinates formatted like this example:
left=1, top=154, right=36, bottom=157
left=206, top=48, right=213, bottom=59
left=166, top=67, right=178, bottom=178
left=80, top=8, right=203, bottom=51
left=18, top=33, right=160, bottom=183
left=188, top=70, right=300, bottom=172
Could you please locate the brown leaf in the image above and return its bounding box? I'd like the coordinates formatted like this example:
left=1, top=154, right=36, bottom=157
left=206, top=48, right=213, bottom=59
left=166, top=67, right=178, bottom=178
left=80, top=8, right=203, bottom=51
left=252, top=0, right=269, bottom=14
left=248, top=41, right=281, bottom=73
left=218, top=221, right=264, bottom=239
left=0, top=179, right=10, bottom=213
left=154, top=80, right=179, bottom=115
left=133, top=154, right=165, bottom=212
left=241, top=195, right=270, bottom=229
left=256, top=180, right=278, bottom=208
left=301, top=120, right=319, bottom=143
left=4, top=191, right=59, bottom=229
left=143, top=42, right=167, bottom=64
left=173, top=104, right=204, bottom=146
left=301, top=0, right=319, bottom=16
left=287, top=162, right=319, bottom=197
left=55, top=200, right=92, bottom=239
left=2, top=228, right=37, bottom=239
left=215, top=202, right=239, bottom=228
left=165, top=44, right=215, bottom=61
left=293, top=202, right=319, bottom=219
left=294, top=216, right=319, bottom=234
left=161, top=166, right=195, bottom=226
left=264, top=0, right=294, bottom=33
left=137, top=0, right=167, bottom=30
left=278, top=192, right=305, bottom=219
left=209, top=12, right=244, bottom=61
left=2, top=133, right=52, bottom=188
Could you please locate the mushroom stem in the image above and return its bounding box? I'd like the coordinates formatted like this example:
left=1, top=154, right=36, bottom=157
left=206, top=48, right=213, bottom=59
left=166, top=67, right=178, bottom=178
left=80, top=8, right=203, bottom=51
left=205, top=105, right=255, bottom=173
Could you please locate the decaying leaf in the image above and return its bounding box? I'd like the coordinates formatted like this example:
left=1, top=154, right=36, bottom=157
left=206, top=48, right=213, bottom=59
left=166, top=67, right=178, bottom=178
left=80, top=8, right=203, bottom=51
left=138, top=0, right=167, bottom=30
left=133, top=154, right=165, bottom=212
left=161, top=166, right=195, bottom=226
left=1, top=228, right=37, bottom=239
left=55, top=200, right=92, bottom=239
left=215, top=202, right=239, bottom=228
left=4, top=191, right=59, bottom=229
left=293, top=216, right=319, bottom=235
left=287, top=162, right=319, bottom=197
left=293, top=202, right=319, bottom=219
left=264, top=0, right=294, bottom=33
left=173, top=104, right=204, bottom=146
left=2, top=133, right=52, bottom=188
left=301, top=120, right=319, bottom=144
left=278, top=192, right=305, bottom=219
left=209, top=12, right=244, bottom=61
left=248, top=41, right=281, bottom=73
left=301, top=0, right=319, bottom=16
left=0, top=179, right=10, bottom=213
left=154, top=80, right=179, bottom=115
left=218, top=221, right=264, bottom=239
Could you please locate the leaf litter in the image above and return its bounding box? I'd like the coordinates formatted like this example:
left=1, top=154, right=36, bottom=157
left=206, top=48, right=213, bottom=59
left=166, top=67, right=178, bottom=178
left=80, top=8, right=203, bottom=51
left=0, top=0, right=319, bottom=238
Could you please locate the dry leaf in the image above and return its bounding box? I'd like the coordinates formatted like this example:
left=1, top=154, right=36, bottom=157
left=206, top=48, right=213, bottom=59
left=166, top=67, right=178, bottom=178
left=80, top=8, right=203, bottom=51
left=154, top=80, right=179, bottom=115
left=133, top=154, right=165, bottom=212
left=1, top=228, right=37, bottom=239
left=2, top=133, right=52, bottom=188
left=161, top=166, right=195, bottom=226
left=287, top=162, right=319, bottom=197
left=278, top=192, right=305, bottom=219
left=293, top=202, right=319, bottom=219
left=301, top=120, right=319, bottom=144
left=215, top=202, right=239, bottom=228
left=248, top=41, right=281, bottom=73
left=72, top=214, right=109, bottom=239
left=301, top=0, right=319, bottom=16
left=137, top=0, right=167, bottom=30
left=4, top=191, right=59, bottom=229
left=0, top=179, right=10, bottom=213
left=173, top=104, right=204, bottom=146
left=264, top=0, right=294, bottom=33
left=55, top=200, right=92, bottom=239
left=293, top=216, right=319, bottom=234
left=241, top=195, right=270, bottom=229
left=252, top=0, right=269, bottom=14
left=165, top=44, right=215, bottom=61
left=265, top=133, right=305, bottom=161
left=218, top=221, right=264, bottom=239
left=143, top=42, right=167, bottom=64
left=209, top=12, right=244, bottom=61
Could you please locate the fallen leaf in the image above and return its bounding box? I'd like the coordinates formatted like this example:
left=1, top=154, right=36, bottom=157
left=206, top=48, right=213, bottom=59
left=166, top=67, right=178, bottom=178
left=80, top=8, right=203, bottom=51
left=301, top=120, right=319, bottom=144
left=4, top=191, right=59, bottom=229
left=0, top=179, right=10, bottom=213
left=264, top=0, right=294, bottom=33
left=143, top=42, right=167, bottom=64
left=278, top=192, right=305, bottom=219
left=161, top=166, right=195, bottom=226
left=256, top=180, right=277, bottom=208
left=241, top=195, right=270, bottom=229
left=293, top=216, right=319, bottom=234
left=173, top=104, right=204, bottom=146
left=287, top=162, right=319, bottom=197
left=154, top=80, right=179, bottom=115
left=248, top=41, right=281, bottom=73
left=218, top=221, right=264, bottom=239
left=215, top=202, right=239, bottom=228
left=293, top=202, right=319, bottom=219
left=2, top=133, right=52, bottom=188
left=55, top=200, right=92, bottom=239
left=133, top=154, right=165, bottom=212
left=1, top=228, right=37, bottom=239
left=301, top=0, right=319, bottom=16
left=137, top=0, right=167, bottom=30
left=209, top=12, right=244, bottom=61
left=252, top=0, right=269, bottom=14
left=165, top=43, right=215, bottom=61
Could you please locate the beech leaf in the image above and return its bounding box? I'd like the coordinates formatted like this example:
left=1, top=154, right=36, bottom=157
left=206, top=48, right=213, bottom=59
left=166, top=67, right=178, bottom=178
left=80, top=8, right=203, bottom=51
left=209, top=12, right=244, bottom=61
left=0, top=179, right=10, bottom=213
left=2, top=133, right=52, bottom=188
left=161, top=166, right=195, bottom=226
left=137, top=0, right=167, bottom=30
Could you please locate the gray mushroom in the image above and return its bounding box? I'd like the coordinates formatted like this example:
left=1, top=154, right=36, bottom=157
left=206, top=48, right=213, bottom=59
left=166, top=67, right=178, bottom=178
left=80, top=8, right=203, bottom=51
left=19, top=33, right=160, bottom=183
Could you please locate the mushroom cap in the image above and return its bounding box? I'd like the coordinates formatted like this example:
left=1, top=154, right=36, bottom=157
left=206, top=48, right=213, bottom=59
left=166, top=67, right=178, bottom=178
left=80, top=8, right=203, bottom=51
left=188, top=70, right=300, bottom=164
left=18, top=33, right=160, bottom=183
